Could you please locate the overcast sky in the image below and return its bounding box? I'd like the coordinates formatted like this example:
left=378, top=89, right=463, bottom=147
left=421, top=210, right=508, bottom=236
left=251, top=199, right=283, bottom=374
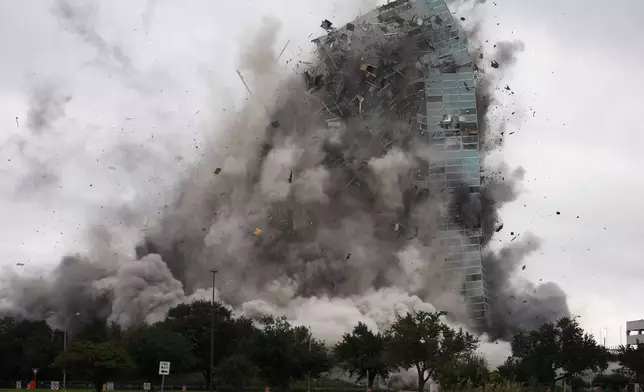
left=0, top=0, right=641, bottom=346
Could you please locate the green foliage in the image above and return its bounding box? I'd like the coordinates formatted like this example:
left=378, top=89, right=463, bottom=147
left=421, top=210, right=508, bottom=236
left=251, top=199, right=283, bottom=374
left=593, top=373, right=631, bottom=391
left=617, top=342, right=644, bottom=383
left=438, top=354, right=490, bottom=390
left=123, top=323, right=196, bottom=381
left=253, top=317, right=332, bottom=388
left=74, top=317, right=122, bottom=343
left=52, top=340, right=135, bottom=392
left=500, top=316, right=609, bottom=385
left=334, top=322, right=396, bottom=387
left=0, top=317, right=62, bottom=381
left=165, top=300, right=257, bottom=385
left=4, top=302, right=627, bottom=392
left=215, top=353, right=259, bottom=389
left=386, top=310, right=479, bottom=392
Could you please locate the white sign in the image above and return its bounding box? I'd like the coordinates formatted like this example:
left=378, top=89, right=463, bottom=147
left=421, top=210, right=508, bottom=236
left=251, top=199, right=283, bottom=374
left=143, top=383, right=151, bottom=391
left=158, top=361, right=171, bottom=376
left=106, top=382, right=114, bottom=391
left=16, top=381, right=21, bottom=390
left=51, top=382, right=59, bottom=391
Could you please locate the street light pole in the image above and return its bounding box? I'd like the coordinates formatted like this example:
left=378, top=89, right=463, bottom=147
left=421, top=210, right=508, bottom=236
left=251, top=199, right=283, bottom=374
left=63, top=313, right=80, bottom=392
left=308, top=326, right=312, bottom=392
left=209, top=270, right=218, bottom=392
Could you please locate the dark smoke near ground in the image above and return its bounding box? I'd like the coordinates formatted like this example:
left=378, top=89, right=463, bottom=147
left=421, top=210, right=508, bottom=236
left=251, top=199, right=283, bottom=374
left=0, top=0, right=568, bottom=349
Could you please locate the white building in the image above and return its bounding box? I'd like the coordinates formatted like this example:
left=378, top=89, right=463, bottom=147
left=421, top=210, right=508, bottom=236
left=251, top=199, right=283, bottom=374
left=626, top=320, right=644, bottom=346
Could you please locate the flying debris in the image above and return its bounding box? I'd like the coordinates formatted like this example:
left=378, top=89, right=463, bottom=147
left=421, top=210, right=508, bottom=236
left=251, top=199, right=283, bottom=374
left=320, top=19, right=333, bottom=30
left=491, top=60, right=500, bottom=68
left=1, top=0, right=569, bottom=343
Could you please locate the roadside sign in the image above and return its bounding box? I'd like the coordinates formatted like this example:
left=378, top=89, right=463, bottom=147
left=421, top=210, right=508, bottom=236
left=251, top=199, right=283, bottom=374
left=16, top=381, right=21, bottom=389
left=143, top=383, right=151, bottom=391
left=106, top=382, right=114, bottom=391
left=158, top=361, right=171, bottom=376
left=51, top=382, right=59, bottom=391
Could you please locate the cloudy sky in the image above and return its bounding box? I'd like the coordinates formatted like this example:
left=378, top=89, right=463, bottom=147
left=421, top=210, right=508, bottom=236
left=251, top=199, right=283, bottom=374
left=0, top=0, right=640, bottom=346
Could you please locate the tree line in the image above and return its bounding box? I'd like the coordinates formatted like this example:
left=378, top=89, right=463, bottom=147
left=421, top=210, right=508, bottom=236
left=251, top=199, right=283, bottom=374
left=1, top=301, right=644, bottom=392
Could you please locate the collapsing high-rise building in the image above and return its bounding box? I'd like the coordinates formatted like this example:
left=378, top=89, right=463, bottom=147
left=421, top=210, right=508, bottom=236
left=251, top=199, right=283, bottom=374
left=309, top=0, right=491, bottom=328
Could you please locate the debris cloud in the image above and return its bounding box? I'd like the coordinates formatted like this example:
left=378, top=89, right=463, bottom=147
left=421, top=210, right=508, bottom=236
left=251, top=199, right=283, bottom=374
left=1, top=0, right=568, bottom=347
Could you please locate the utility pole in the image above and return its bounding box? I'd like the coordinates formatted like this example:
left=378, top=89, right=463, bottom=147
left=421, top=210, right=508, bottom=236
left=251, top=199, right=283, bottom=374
left=209, top=270, right=218, bottom=392
left=308, top=326, right=312, bottom=392
left=63, top=313, right=80, bottom=392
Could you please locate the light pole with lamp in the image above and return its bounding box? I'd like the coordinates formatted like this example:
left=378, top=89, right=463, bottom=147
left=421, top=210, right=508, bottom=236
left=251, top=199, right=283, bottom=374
left=63, top=313, right=80, bottom=392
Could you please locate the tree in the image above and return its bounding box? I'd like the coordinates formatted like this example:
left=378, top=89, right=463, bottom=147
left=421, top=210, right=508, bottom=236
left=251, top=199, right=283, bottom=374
left=501, top=316, right=609, bottom=386
left=437, top=354, right=490, bottom=390
left=74, top=317, right=121, bottom=343
left=53, top=341, right=135, bottom=392
left=334, top=322, right=396, bottom=387
left=618, top=342, right=644, bottom=383
left=215, top=353, right=259, bottom=390
left=593, top=373, right=630, bottom=392
left=253, top=317, right=331, bottom=388
left=0, top=317, right=62, bottom=382
left=386, top=310, right=479, bottom=392
left=164, top=300, right=257, bottom=385
left=123, top=323, right=196, bottom=384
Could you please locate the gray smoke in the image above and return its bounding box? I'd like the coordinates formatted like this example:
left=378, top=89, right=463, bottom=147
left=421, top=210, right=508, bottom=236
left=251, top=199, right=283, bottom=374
left=51, top=0, right=133, bottom=74
left=26, top=84, right=72, bottom=134
left=1, top=0, right=567, bottom=350
left=470, top=37, right=570, bottom=338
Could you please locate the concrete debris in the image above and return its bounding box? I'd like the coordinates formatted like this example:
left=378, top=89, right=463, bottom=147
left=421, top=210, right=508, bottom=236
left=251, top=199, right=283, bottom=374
left=495, top=223, right=504, bottom=232
left=320, top=19, right=333, bottom=30
left=491, top=60, right=499, bottom=68
left=214, top=168, right=222, bottom=175
left=521, top=265, right=526, bottom=270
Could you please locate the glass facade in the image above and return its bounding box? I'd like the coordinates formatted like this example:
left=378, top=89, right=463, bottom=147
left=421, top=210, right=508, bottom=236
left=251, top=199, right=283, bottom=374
left=314, top=0, right=492, bottom=329
left=410, top=0, right=492, bottom=329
